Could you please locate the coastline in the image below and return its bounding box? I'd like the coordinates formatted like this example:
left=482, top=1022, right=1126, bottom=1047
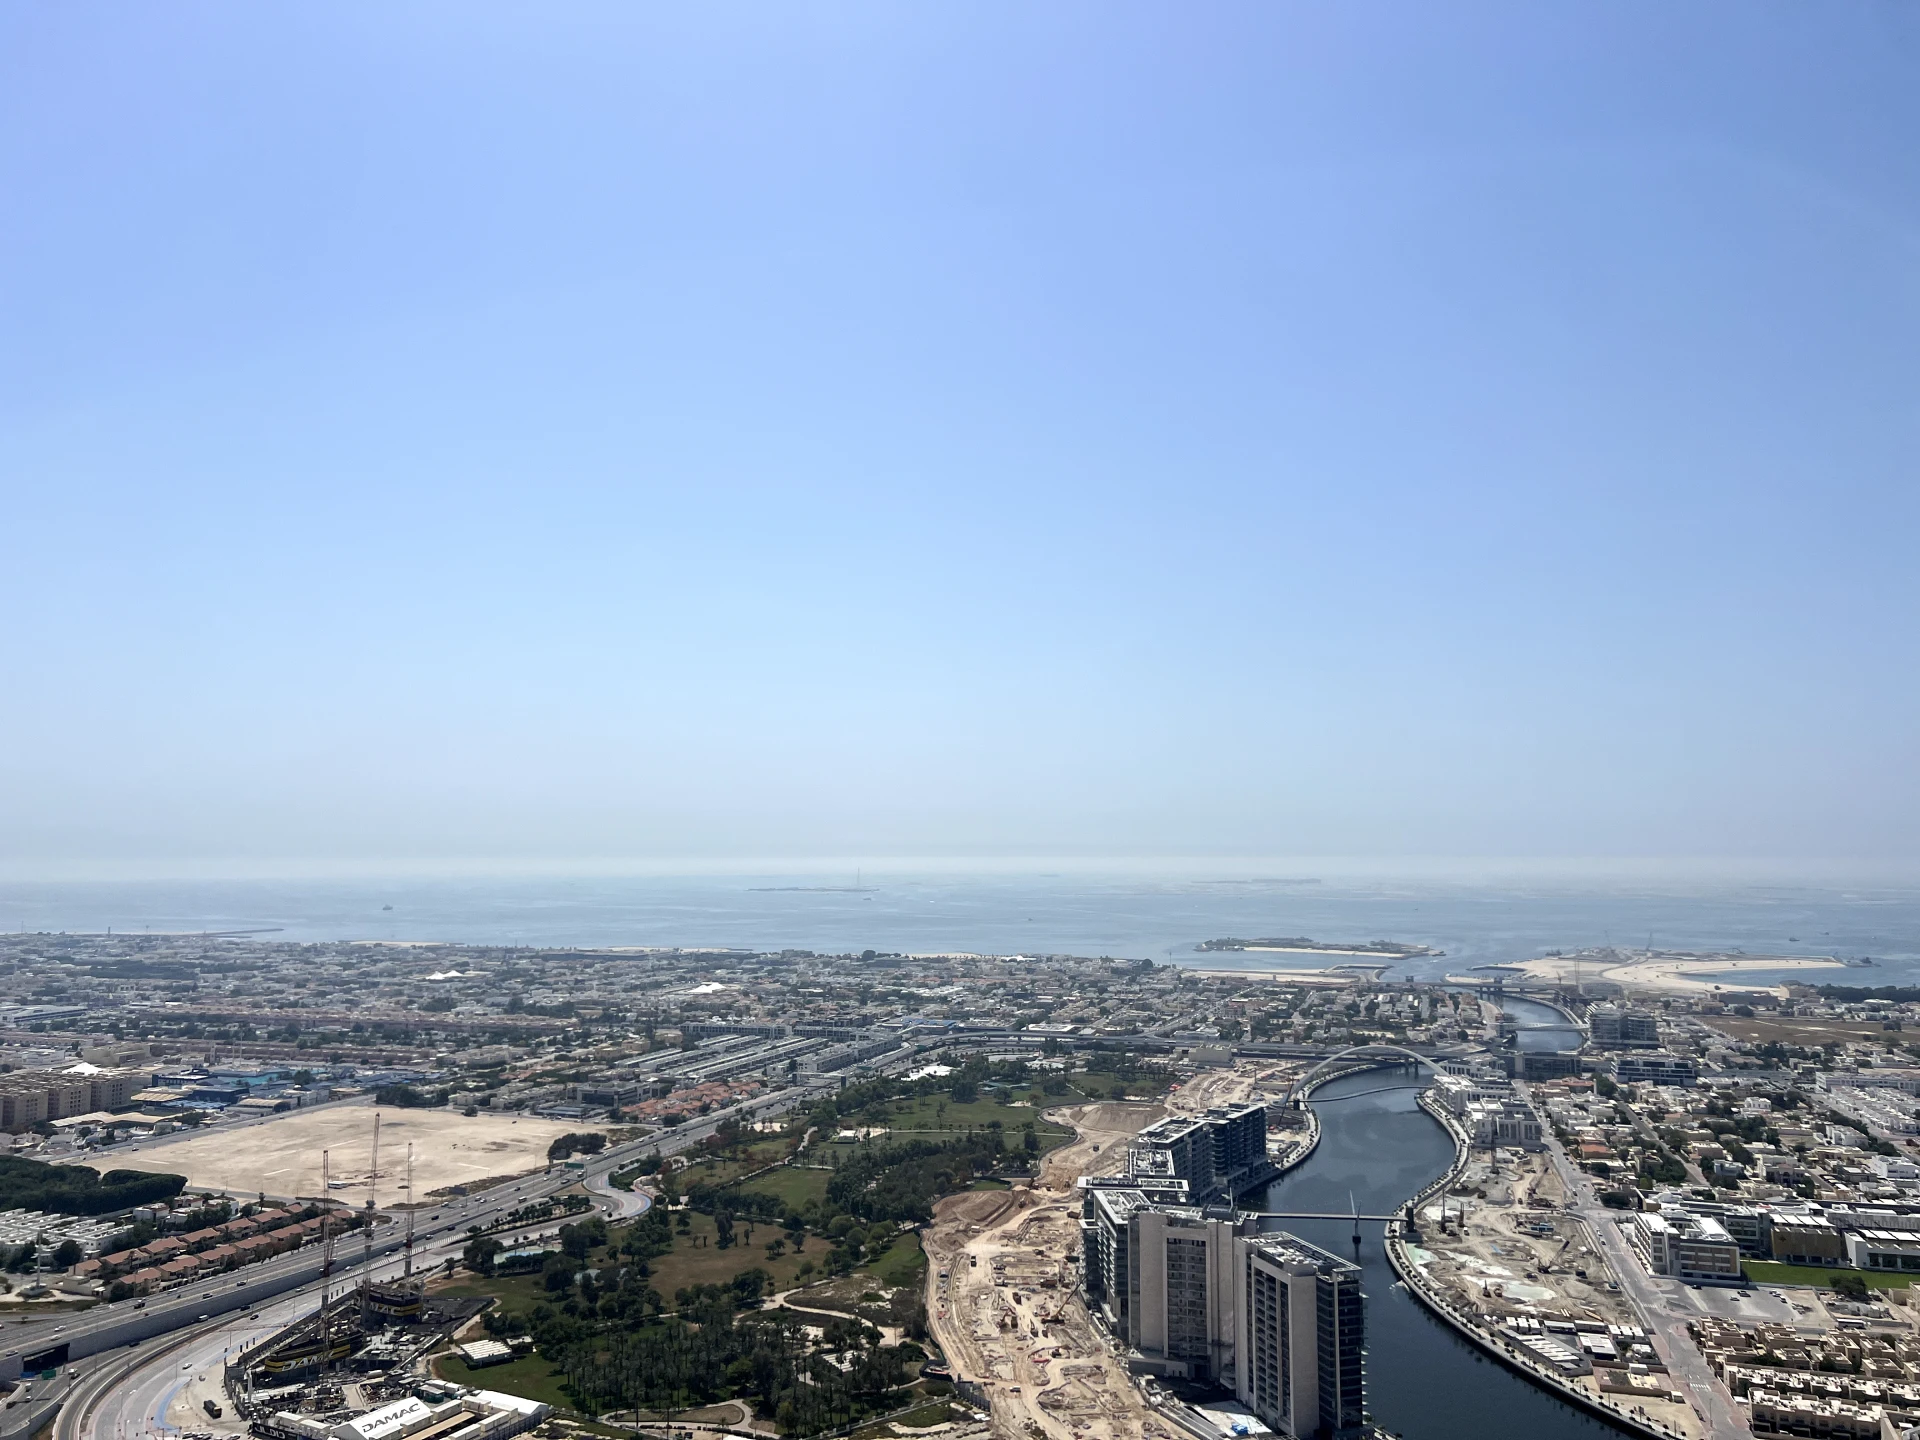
left=1202, top=944, right=1428, bottom=959
left=1183, top=965, right=1380, bottom=986
left=1509, top=952, right=1846, bottom=998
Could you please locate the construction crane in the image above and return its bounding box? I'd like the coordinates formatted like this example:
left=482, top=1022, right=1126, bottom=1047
left=403, top=1143, right=416, bottom=1279
left=319, top=1149, right=335, bottom=1362
left=361, top=1113, right=380, bottom=1289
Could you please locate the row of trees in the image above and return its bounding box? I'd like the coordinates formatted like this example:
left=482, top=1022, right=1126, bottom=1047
left=0, top=1155, right=186, bottom=1217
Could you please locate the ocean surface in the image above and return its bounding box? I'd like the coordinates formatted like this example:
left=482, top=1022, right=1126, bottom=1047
left=3, top=870, right=1918, bottom=988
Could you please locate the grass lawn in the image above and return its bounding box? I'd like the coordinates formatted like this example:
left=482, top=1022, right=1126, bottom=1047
left=644, top=1210, right=819, bottom=1296
left=432, top=1271, right=557, bottom=1313
left=436, top=1212, right=821, bottom=1313
left=1744, top=1261, right=1912, bottom=1291
left=890, top=1402, right=957, bottom=1429
left=733, top=1164, right=831, bottom=1209
left=675, top=1145, right=789, bottom=1189
left=435, top=1353, right=575, bottom=1410
left=969, top=1178, right=1010, bottom=1191
left=883, top=1096, right=1072, bottom=1143
left=867, top=1232, right=926, bottom=1288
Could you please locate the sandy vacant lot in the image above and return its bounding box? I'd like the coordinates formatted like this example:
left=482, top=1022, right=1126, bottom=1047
left=1512, top=951, right=1844, bottom=997
left=110, top=1105, right=603, bottom=1202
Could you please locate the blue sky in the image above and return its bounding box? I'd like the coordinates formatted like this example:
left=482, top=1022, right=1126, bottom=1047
left=2, top=4, right=1916, bottom=873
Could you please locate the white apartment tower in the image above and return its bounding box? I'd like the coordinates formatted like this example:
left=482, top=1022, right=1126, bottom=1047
left=1235, top=1232, right=1366, bottom=1440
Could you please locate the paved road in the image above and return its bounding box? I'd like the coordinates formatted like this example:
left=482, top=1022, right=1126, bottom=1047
left=1526, top=1084, right=1752, bottom=1440
left=5, top=1079, right=831, bottom=1385
left=583, top=1168, right=653, bottom=1220
left=61, top=1224, right=480, bottom=1440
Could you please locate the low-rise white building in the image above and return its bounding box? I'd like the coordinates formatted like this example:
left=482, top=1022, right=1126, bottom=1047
left=1463, top=1099, right=1543, bottom=1150
left=1846, top=1229, right=1920, bottom=1275
left=1626, top=1211, right=1742, bottom=1284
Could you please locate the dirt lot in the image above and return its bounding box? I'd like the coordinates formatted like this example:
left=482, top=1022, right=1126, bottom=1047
left=1036, top=1102, right=1164, bottom=1193
left=926, top=1099, right=1182, bottom=1440
left=1705, top=1015, right=1904, bottom=1049
left=109, top=1105, right=602, bottom=1201
left=1406, top=1148, right=1703, bottom=1438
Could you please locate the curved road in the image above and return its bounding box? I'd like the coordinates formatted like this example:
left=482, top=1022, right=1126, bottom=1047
left=35, top=1080, right=831, bottom=1440
left=583, top=1168, right=653, bottom=1221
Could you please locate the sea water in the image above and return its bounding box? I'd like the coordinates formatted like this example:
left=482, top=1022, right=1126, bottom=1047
left=1, top=868, right=1915, bottom=987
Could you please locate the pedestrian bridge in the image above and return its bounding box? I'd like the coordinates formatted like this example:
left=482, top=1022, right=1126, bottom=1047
left=1285, top=1043, right=1445, bottom=1103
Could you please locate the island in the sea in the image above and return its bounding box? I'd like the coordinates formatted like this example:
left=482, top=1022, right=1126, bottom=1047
left=1196, top=935, right=1440, bottom=957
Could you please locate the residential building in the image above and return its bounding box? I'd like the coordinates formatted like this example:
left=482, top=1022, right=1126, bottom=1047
left=1613, top=1052, right=1697, bottom=1087
left=1587, top=1005, right=1661, bottom=1049
left=1235, top=1231, right=1365, bottom=1440
left=1125, top=1206, right=1246, bottom=1381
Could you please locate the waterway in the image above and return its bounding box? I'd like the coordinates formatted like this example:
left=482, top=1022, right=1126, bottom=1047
left=1495, top=993, right=1585, bottom=1053
left=1262, top=1069, right=1621, bottom=1440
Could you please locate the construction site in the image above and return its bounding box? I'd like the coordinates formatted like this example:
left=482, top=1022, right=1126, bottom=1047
left=1400, top=1145, right=1701, bottom=1435
left=921, top=1060, right=1305, bottom=1440
left=190, top=1120, right=547, bottom=1440
left=1408, top=1145, right=1635, bottom=1327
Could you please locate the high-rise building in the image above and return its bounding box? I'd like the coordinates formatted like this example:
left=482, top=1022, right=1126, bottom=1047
left=1125, top=1102, right=1276, bottom=1207
left=1083, top=1186, right=1153, bottom=1333
left=1128, top=1116, right=1215, bottom=1196
left=1205, top=1102, right=1270, bottom=1188
left=1612, top=1052, right=1697, bottom=1087
left=1125, top=1206, right=1247, bottom=1382
left=1081, top=1190, right=1368, bottom=1439
left=1236, top=1232, right=1366, bottom=1440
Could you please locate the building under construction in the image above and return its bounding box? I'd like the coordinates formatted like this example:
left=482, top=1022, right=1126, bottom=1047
left=232, top=1122, right=445, bottom=1403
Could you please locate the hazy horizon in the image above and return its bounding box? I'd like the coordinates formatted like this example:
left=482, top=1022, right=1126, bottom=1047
left=4, top=855, right=1918, bottom=888
left=5, top=5, right=1916, bottom=872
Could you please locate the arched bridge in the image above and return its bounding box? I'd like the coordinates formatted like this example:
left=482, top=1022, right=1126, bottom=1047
left=1285, top=1043, right=1445, bottom=1105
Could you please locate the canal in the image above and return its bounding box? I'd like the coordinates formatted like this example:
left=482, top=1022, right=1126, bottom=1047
left=1262, top=1070, right=1622, bottom=1440
left=1497, top=992, right=1585, bottom=1053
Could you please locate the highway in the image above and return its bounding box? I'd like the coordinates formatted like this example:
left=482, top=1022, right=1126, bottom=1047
left=4, top=1078, right=831, bottom=1387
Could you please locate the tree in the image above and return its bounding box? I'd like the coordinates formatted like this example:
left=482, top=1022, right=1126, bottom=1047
left=52, top=1238, right=83, bottom=1268
left=463, top=1234, right=503, bottom=1276
left=548, top=1132, right=608, bottom=1162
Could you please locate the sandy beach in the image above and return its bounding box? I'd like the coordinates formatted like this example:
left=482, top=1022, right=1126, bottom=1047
left=1509, top=951, right=1846, bottom=997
